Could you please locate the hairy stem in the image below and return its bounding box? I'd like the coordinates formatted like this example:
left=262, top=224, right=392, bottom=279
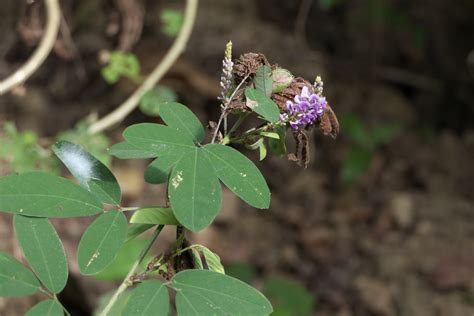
left=99, top=225, right=164, bottom=316
left=88, top=0, right=199, bottom=134
left=0, top=0, right=61, bottom=95
left=211, top=74, right=250, bottom=143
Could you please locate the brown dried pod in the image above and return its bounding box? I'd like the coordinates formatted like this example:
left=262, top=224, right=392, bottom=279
left=233, top=53, right=270, bottom=82
left=288, top=130, right=310, bottom=168
left=271, top=77, right=314, bottom=111
left=318, top=105, right=340, bottom=139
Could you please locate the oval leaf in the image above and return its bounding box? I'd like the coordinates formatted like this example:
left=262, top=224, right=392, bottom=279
left=0, top=252, right=40, bottom=297
left=122, top=280, right=169, bottom=316
left=144, top=152, right=183, bottom=184
left=203, top=144, right=270, bottom=209
left=160, top=102, right=205, bottom=143
left=123, top=123, right=195, bottom=157
left=139, top=85, right=178, bottom=116
left=168, top=148, right=221, bottom=232
left=25, top=299, right=63, bottom=316
left=254, top=65, right=273, bottom=97
left=172, top=270, right=273, bottom=316
left=109, top=141, right=157, bottom=159
left=77, top=211, right=128, bottom=275
left=53, top=141, right=121, bottom=205
left=244, top=88, right=280, bottom=123
left=0, top=172, right=103, bottom=218
left=130, top=208, right=179, bottom=225
left=14, top=216, right=68, bottom=293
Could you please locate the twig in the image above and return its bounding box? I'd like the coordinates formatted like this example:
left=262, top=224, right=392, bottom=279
left=88, top=0, right=199, bottom=134
left=211, top=74, right=250, bottom=143
left=0, top=0, right=60, bottom=95
left=99, top=225, right=164, bottom=316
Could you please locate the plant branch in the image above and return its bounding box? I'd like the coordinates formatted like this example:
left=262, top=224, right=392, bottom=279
left=99, top=225, right=164, bottom=316
left=0, top=0, right=61, bottom=95
left=211, top=74, right=250, bottom=143
left=88, top=0, right=199, bottom=134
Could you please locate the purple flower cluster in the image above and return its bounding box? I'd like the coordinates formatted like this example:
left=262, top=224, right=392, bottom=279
left=279, top=86, right=327, bottom=130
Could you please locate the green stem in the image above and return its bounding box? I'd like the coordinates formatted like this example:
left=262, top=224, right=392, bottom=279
left=226, top=112, right=250, bottom=137
left=99, top=225, right=164, bottom=316
left=53, top=295, right=71, bottom=316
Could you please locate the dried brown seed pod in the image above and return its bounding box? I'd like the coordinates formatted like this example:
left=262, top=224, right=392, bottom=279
left=233, top=53, right=269, bottom=82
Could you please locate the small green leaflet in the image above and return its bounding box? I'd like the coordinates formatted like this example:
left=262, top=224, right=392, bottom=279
left=203, top=144, right=270, bottom=209
left=123, top=123, right=194, bottom=157
left=122, top=280, right=169, bottom=316
left=77, top=211, right=128, bottom=275
left=130, top=208, right=180, bottom=225
left=14, top=216, right=68, bottom=294
left=254, top=65, right=273, bottom=97
left=168, top=148, right=221, bottom=232
left=53, top=141, right=121, bottom=205
left=0, top=252, right=40, bottom=297
left=188, top=244, right=225, bottom=274
left=25, top=299, right=63, bottom=316
left=109, top=141, right=157, bottom=159
left=160, top=102, right=205, bottom=143
left=245, top=88, right=280, bottom=123
left=172, top=270, right=273, bottom=316
left=161, top=9, right=184, bottom=37
left=268, top=126, right=287, bottom=156
left=0, top=172, right=103, bottom=218
left=144, top=152, right=182, bottom=184
left=139, top=85, right=178, bottom=116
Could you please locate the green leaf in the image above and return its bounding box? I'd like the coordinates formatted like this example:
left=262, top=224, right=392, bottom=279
left=144, top=151, right=183, bottom=184
left=259, top=141, right=267, bottom=161
left=77, top=211, right=128, bottom=275
left=130, top=208, right=180, bottom=225
left=188, top=245, right=225, bottom=274
left=161, top=9, right=184, bottom=37
left=168, top=148, right=221, bottom=232
left=254, top=65, right=273, bottom=97
left=14, top=216, right=68, bottom=294
left=25, top=300, right=64, bottom=316
left=109, top=141, right=157, bottom=159
left=160, top=102, right=205, bottom=143
left=0, top=252, right=40, bottom=297
left=123, top=123, right=195, bottom=157
left=0, top=172, right=103, bottom=218
left=264, top=277, right=315, bottom=316
left=101, top=52, right=141, bottom=84
left=94, top=290, right=131, bottom=316
left=203, top=144, right=271, bottom=209
left=245, top=88, right=280, bottom=123
left=268, top=126, right=287, bottom=156
left=95, top=238, right=152, bottom=280
left=126, top=223, right=154, bottom=242
left=260, top=132, right=280, bottom=139
left=53, top=141, right=121, bottom=205
left=172, top=270, right=273, bottom=316
left=122, top=280, right=169, bottom=316
left=139, top=86, right=178, bottom=116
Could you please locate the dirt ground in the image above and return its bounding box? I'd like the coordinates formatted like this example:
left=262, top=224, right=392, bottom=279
left=0, top=0, right=473, bottom=315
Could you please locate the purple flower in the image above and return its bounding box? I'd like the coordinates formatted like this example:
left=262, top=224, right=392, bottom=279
left=279, top=86, right=327, bottom=129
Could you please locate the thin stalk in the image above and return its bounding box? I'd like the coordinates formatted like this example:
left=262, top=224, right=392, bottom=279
left=99, top=225, right=164, bottom=316
left=88, top=0, right=199, bottom=134
left=211, top=74, right=250, bottom=143
left=53, top=295, right=71, bottom=316
left=0, top=0, right=60, bottom=95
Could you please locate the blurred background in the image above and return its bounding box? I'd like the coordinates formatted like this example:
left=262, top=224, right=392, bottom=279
left=1, top=0, right=473, bottom=315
